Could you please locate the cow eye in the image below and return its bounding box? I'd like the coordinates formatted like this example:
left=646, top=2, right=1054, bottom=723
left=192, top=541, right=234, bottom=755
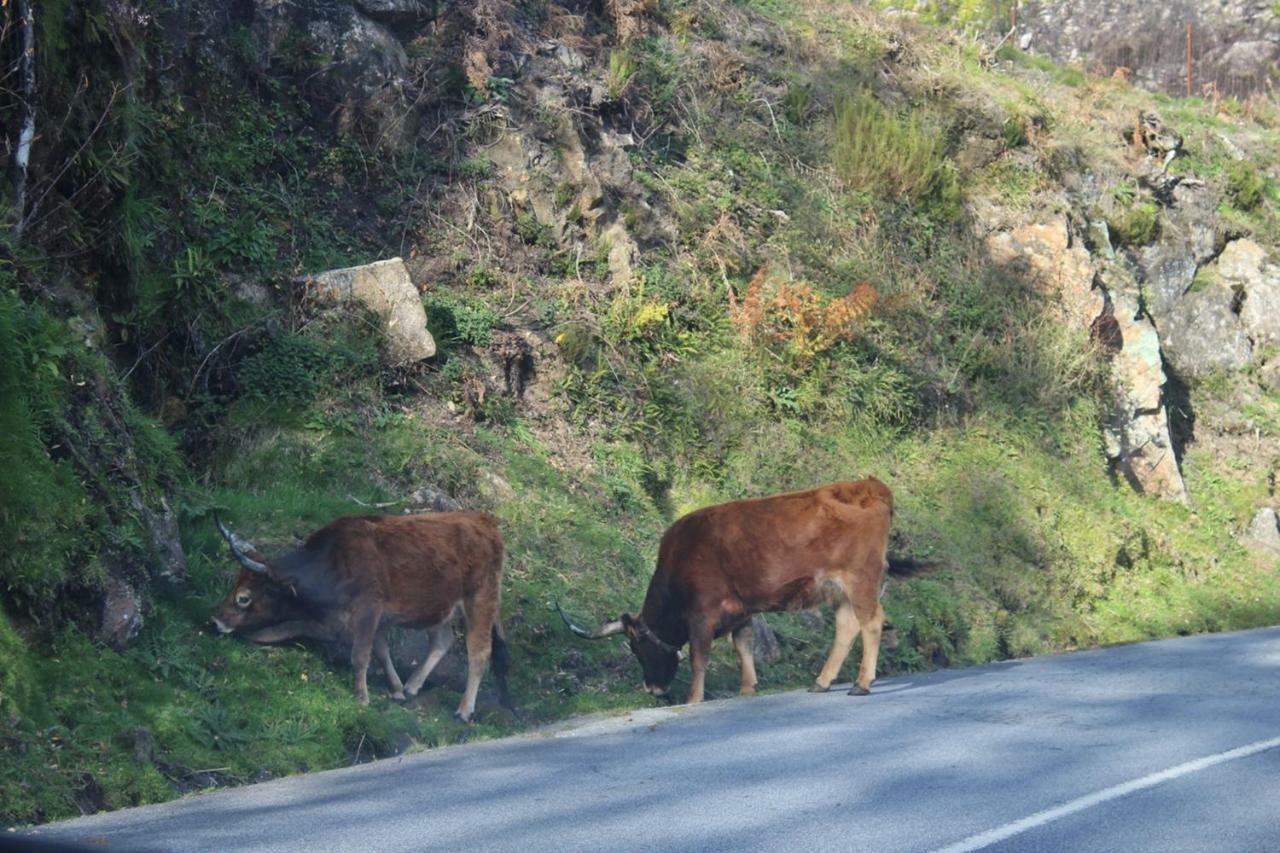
left=235, top=592, right=252, bottom=608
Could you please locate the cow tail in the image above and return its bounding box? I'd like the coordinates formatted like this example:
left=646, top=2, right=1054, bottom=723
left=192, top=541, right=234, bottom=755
left=886, top=554, right=942, bottom=576
left=490, top=623, right=513, bottom=710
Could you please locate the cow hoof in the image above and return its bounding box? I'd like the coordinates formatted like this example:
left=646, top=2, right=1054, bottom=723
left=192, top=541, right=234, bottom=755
left=847, top=685, right=870, bottom=696
left=807, top=683, right=831, bottom=693
left=391, top=691, right=406, bottom=702
left=453, top=710, right=473, bottom=725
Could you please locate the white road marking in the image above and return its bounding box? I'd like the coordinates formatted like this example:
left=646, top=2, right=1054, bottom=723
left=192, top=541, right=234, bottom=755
left=930, top=734, right=1280, bottom=853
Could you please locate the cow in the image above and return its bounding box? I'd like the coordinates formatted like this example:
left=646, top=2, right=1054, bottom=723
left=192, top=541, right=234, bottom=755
left=559, top=477, right=926, bottom=704
left=212, top=511, right=511, bottom=722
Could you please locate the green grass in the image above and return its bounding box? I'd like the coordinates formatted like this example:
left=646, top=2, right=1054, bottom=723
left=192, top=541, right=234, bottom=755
left=6, top=0, right=1280, bottom=829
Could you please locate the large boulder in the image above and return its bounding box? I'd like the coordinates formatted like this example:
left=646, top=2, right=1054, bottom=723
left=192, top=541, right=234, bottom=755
left=305, top=258, right=436, bottom=365
left=1155, top=285, right=1253, bottom=378
left=1217, top=239, right=1280, bottom=352
left=985, top=220, right=1103, bottom=327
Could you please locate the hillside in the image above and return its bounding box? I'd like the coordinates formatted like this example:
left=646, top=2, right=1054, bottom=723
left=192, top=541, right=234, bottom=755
left=2, top=0, right=1279, bottom=825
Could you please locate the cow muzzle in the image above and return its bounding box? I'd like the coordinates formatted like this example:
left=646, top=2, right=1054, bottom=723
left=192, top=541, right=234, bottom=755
left=212, top=617, right=233, bottom=635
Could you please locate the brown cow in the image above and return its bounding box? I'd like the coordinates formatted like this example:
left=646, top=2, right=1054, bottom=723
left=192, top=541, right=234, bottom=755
left=213, top=511, right=510, bottom=722
left=561, top=477, right=922, bottom=703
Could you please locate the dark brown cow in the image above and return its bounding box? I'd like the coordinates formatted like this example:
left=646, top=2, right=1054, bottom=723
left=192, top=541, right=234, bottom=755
left=213, top=511, right=510, bottom=722
left=561, top=477, right=919, bottom=703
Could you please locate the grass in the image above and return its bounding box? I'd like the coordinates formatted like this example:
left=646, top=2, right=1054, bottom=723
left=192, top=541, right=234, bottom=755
left=5, top=0, right=1280, bottom=829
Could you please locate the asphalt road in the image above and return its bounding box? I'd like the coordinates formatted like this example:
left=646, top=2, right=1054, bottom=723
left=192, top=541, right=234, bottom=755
left=22, top=626, right=1280, bottom=853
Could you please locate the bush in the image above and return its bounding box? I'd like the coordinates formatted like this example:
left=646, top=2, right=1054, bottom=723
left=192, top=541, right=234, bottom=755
left=238, top=329, right=378, bottom=405
left=1225, top=161, right=1266, bottom=211
left=831, top=91, right=960, bottom=212
left=1109, top=201, right=1160, bottom=247
left=424, top=292, right=501, bottom=347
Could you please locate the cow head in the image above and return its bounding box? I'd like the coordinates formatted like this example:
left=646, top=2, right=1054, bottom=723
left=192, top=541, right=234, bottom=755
left=557, top=603, right=682, bottom=697
left=621, top=613, right=680, bottom=696
left=212, top=516, right=308, bottom=635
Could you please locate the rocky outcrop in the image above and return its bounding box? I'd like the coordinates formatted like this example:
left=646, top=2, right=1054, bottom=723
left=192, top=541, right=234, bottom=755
left=986, top=220, right=1103, bottom=327
left=1148, top=237, right=1280, bottom=380
left=1219, top=240, right=1280, bottom=353
left=1097, top=284, right=1188, bottom=502
left=984, top=218, right=1188, bottom=501
left=304, top=258, right=437, bottom=365
left=1017, top=0, right=1280, bottom=98
left=158, top=1, right=421, bottom=148
left=1243, top=507, right=1280, bottom=558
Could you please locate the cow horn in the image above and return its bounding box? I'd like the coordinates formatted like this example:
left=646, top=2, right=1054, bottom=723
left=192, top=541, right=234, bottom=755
left=556, top=601, right=624, bottom=640
left=214, top=512, right=269, bottom=574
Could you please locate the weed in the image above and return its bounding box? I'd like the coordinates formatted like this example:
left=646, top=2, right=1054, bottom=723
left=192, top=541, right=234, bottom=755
left=831, top=91, right=960, bottom=212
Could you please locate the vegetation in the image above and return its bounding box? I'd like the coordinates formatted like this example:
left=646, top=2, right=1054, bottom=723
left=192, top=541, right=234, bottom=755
left=2, top=0, right=1278, bottom=827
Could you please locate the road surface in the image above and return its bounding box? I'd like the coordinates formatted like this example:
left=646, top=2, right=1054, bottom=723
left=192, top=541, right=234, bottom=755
left=22, top=626, right=1280, bottom=852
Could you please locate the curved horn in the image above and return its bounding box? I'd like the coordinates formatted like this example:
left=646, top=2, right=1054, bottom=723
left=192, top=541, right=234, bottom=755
left=556, top=601, right=624, bottom=640
left=214, top=512, right=269, bottom=574
left=635, top=621, right=681, bottom=655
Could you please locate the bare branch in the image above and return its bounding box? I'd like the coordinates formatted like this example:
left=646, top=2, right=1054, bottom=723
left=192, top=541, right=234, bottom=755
left=9, top=0, right=35, bottom=242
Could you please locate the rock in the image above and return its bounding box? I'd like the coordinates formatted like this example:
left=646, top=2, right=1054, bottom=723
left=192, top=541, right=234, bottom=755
left=477, top=470, right=516, bottom=504
left=1220, top=40, right=1279, bottom=84
left=750, top=614, right=781, bottom=663
left=601, top=221, right=639, bottom=288
left=130, top=492, right=188, bottom=583
left=405, top=486, right=462, bottom=513
left=1243, top=508, right=1280, bottom=558
left=329, top=12, right=411, bottom=144
left=1015, top=0, right=1280, bottom=98
left=1137, top=182, right=1219, bottom=316
left=132, top=728, right=155, bottom=765
left=985, top=220, right=1104, bottom=327
left=1259, top=360, right=1280, bottom=394
left=304, top=258, right=436, bottom=365
left=229, top=276, right=272, bottom=307
left=99, top=576, right=144, bottom=651
left=1098, top=288, right=1187, bottom=502
left=246, top=1, right=413, bottom=149
left=1156, top=285, right=1253, bottom=378
left=353, top=0, right=434, bottom=22
left=1215, top=239, right=1280, bottom=351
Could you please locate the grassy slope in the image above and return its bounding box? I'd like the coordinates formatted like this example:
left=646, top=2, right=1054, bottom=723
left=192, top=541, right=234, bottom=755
left=4, top=0, right=1280, bottom=826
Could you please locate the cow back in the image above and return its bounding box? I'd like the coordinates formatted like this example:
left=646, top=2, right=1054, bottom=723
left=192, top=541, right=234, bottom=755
left=271, top=511, right=504, bottom=628
left=650, top=478, right=892, bottom=616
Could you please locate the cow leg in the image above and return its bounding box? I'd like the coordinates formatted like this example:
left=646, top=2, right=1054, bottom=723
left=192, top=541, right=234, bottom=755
left=375, top=631, right=405, bottom=701
left=456, top=604, right=496, bottom=723
left=732, top=623, right=758, bottom=695
left=349, top=602, right=383, bottom=706
left=810, top=601, right=858, bottom=692
left=687, top=624, right=714, bottom=704
left=850, top=602, right=885, bottom=696
left=404, top=621, right=455, bottom=697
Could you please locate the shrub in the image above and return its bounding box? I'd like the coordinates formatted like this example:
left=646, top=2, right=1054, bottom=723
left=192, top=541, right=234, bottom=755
left=729, top=267, right=877, bottom=369
left=1225, top=161, right=1266, bottom=211
left=424, top=292, right=501, bottom=347
left=238, top=330, right=378, bottom=405
left=1109, top=201, right=1160, bottom=247
left=831, top=91, right=960, bottom=211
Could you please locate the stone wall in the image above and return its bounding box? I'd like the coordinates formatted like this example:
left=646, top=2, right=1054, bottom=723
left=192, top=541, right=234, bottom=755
left=1017, top=0, right=1279, bottom=98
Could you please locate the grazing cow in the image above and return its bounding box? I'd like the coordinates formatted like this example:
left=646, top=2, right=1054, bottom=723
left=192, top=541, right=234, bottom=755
left=560, top=477, right=926, bottom=703
left=213, top=511, right=510, bottom=722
